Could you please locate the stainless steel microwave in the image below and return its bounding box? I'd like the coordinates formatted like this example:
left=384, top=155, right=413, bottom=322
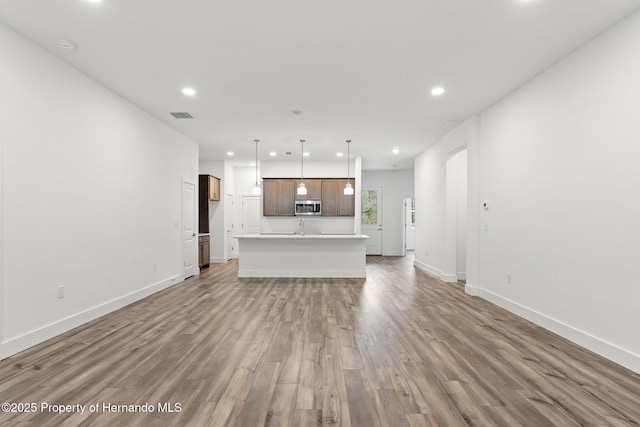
left=295, top=200, right=321, bottom=216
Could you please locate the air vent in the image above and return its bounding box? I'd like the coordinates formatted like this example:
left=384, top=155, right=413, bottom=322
left=170, top=112, right=194, bottom=119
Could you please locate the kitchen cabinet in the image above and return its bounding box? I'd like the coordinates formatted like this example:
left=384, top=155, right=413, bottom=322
left=321, top=179, right=355, bottom=216
left=294, top=179, right=321, bottom=200
left=263, top=179, right=295, bottom=216
left=208, top=176, right=221, bottom=201
left=198, top=235, right=210, bottom=268
left=199, top=175, right=221, bottom=233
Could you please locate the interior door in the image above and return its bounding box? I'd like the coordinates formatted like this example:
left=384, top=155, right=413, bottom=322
left=182, top=181, right=196, bottom=278
left=242, top=195, right=261, bottom=234
left=225, top=194, right=234, bottom=259
left=361, top=186, right=383, bottom=255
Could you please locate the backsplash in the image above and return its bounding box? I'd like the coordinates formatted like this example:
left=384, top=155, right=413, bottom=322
left=260, top=216, right=355, bottom=234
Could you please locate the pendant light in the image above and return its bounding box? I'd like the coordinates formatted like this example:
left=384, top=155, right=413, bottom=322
left=344, top=139, right=354, bottom=195
left=297, top=139, right=307, bottom=195
left=252, top=139, right=262, bottom=195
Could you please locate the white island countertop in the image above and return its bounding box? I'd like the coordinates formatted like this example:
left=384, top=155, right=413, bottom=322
left=236, top=233, right=369, bottom=278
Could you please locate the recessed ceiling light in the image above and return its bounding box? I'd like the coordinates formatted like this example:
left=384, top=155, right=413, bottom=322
left=431, top=86, right=446, bottom=96
left=182, top=87, right=196, bottom=96
left=336, top=152, right=344, bottom=157
left=303, top=152, right=310, bottom=157
left=226, top=151, right=234, bottom=156
left=58, top=39, right=77, bottom=50
left=269, top=152, right=277, bottom=157
left=392, top=148, right=399, bottom=154
left=85, top=0, right=102, bottom=3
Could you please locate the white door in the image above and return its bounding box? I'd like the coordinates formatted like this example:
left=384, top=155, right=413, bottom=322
left=225, top=194, right=235, bottom=259
left=404, top=197, right=416, bottom=252
left=242, top=195, right=261, bottom=234
left=361, top=186, right=383, bottom=255
left=182, top=181, right=196, bottom=278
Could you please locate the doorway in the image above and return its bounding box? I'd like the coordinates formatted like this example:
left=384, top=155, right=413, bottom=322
left=182, top=180, right=197, bottom=279
left=444, top=149, right=468, bottom=282
left=402, top=197, right=416, bottom=256
left=225, top=194, right=235, bottom=260
left=361, top=186, right=383, bottom=255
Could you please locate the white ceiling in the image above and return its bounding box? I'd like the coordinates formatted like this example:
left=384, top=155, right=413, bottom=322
left=1, top=0, right=639, bottom=170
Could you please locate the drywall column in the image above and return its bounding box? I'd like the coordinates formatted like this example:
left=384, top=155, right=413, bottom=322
left=465, top=116, right=481, bottom=295
left=442, top=154, right=459, bottom=282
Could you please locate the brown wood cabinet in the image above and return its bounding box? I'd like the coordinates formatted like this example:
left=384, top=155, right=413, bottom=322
left=198, top=235, right=210, bottom=268
left=263, top=179, right=295, bottom=216
left=263, top=178, right=355, bottom=217
left=321, top=178, right=355, bottom=216
left=294, top=179, right=322, bottom=200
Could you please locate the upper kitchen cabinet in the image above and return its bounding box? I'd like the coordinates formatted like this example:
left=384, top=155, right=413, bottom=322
left=321, top=179, right=355, bottom=216
left=208, top=176, right=221, bottom=201
left=294, top=179, right=321, bottom=200
left=263, top=179, right=295, bottom=216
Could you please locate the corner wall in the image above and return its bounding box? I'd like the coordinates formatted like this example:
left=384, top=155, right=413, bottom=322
left=0, top=23, right=199, bottom=359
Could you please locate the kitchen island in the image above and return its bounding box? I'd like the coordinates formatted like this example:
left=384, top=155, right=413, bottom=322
left=236, top=233, right=369, bottom=278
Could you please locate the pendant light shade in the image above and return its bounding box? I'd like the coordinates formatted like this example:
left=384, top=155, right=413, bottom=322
left=252, top=139, right=262, bottom=195
left=297, top=139, right=307, bottom=195
left=344, top=139, right=354, bottom=195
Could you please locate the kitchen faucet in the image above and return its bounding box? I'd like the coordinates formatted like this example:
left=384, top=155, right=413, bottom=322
left=299, top=218, right=305, bottom=236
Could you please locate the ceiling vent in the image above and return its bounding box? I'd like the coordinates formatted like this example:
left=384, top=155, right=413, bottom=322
left=170, top=112, right=194, bottom=119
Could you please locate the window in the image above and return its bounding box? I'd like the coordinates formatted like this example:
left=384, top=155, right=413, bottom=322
left=411, top=197, right=416, bottom=228
left=361, top=190, right=378, bottom=224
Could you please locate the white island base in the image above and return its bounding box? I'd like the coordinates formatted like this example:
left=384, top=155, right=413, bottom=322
left=236, top=234, right=369, bottom=278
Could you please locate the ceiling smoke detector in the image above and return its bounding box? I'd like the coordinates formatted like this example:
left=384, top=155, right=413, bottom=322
left=291, top=110, right=303, bottom=115
left=170, top=112, right=194, bottom=119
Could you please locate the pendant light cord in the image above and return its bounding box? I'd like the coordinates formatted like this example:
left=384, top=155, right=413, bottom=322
left=347, top=140, right=350, bottom=184
left=300, top=139, right=305, bottom=183
left=254, top=139, right=259, bottom=185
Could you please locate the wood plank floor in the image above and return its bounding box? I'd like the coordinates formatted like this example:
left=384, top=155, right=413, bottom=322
left=1, top=255, right=639, bottom=426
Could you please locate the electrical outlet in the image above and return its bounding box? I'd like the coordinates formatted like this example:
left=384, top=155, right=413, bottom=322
left=426, top=250, right=429, bottom=256
left=153, top=262, right=158, bottom=271
left=58, top=285, right=65, bottom=299
left=506, top=273, right=512, bottom=284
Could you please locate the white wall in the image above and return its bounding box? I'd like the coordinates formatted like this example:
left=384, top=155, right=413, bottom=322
left=261, top=159, right=355, bottom=178
left=0, top=23, right=199, bottom=359
left=414, top=10, right=640, bottom=373
left=477, top=10, right=640, bottom=372
left=361, top=169, right=415, bottom=256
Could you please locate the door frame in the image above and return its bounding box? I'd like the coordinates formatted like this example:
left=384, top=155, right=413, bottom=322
left=182, top=177, right=197, bottom=279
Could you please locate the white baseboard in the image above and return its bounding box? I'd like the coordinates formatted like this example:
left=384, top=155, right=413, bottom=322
left=465, top=284, right=480, bottom=296
left=211, top=256, right=228, bottom=264
left=0, top=274, right=183, bottom=361
left=457, top=272, right=467, bottom=280
left=476, top=288, right=640, bottom=374
left=382, top=251, right=405, bottom=256
left=414, top=260, right=442, bottom=279
left=440, top=273, right=458, bottom=283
